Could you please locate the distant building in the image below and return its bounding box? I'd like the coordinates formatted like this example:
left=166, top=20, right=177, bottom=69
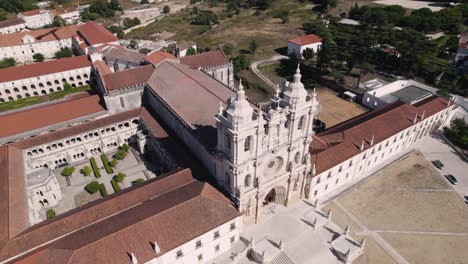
left=0, top=18, right=26, bottom=35
left=53, top=7, right=81, bottom=25
left=175, top=41, right=197, bottom=58
left=17, top=9, right=53, bottom=29
left=287, top=34, right=322, bottom=59
left=338, top=18, right=361, bottom=26
left=361, top=79, right=438, bottom=110
left=102, top=46, right=147, bottom=72
left=455, top=32, right=468, bottom=70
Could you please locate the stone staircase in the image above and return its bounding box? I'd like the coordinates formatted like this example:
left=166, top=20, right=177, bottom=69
left=270, top=252, right=294, bottom=264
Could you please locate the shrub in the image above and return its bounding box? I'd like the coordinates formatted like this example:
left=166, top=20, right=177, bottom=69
left=86, top=181, right=101, bottom=194
left=90, top=157, right=101, bottom=178
left=99, top=183, right=108, bottom=197
left=110, top=159, right=118, bottom=167
left=46, top=209, right=56, bottom=219
left=33, top=53, right=44, bottom=62
left=61, top=166, right=75, bottom=176
left=121, top=143, right=130, bottom=152
left=100, top=154, right=113, bottom=174
left=82, top=166, right=92, bottom=176
left=163, top=5, right=170, bottom=13
left=111, top=178, right=121, bottom=192
left=115, top=172, right=126, bottom=183
left=114, top=149, right=127, bottom=160
left=0, top=57, right=16, bottom=69
left=133, top=178, right=145, bottom=186
left=54, top=47, right=73, bottom=58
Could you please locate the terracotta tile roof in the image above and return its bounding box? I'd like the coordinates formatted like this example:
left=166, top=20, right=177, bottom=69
left=0, top=55, right=91, bottom=83
left=104, top=47, right=146, bottom=64
left=180, top=49, right=230, bottom=69
left=103, top=64, right=154, bottom=92
left=310, top=96, right=451, bottom=175
left=147, top=61, right=237, bottom=149
left=145, top=51, right=176, bottom=65
left=12, top=108, right=142, bottom=149
left=289, top=34, right=322, bottom=46
left=0, top=18, right=25, bottom=28
left=0, top=24, right=80, bottom=47
left=77, top=22, right=119, bottom=45
left=19, top=9, right=45, bottom=17
left=0, top=95, right=106, bottom=141
left=16, top=176, right=239, bottom=264
left=93, top=60, right=112, bottom=76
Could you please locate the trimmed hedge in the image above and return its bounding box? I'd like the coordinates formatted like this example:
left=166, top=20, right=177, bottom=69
left=110, top=159, right=118, bottom=167
left=100, top=154, right=113, bottom=174
left=133, top=178, right=145, bottom=186
left=90, top=157, right=101, bottom=178
left=46, top=209, right=56, bottom=219
left=114, top=149, right=127, bottom=160
left=100, top=184, right=108, bottom=197
left=115, top=172, right=126, bottom=183
left=85, top=181, right=108, bottom=197
left=82, top=166, right=92, bottom=176
left=111, top=178, right=121, bottom=193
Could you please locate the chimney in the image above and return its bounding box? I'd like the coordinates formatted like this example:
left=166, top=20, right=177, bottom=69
left=370, top=135, right=374, bottom=146
left=152, top=241, right=161, bottom=254
left=359, top=140, right=365, bottom=151
left=421, top=110, right=425, bottom=120
left=129, top=252, right=138, bottom=264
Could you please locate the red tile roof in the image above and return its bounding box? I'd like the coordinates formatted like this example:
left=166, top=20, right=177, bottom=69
left=289, top=34, right=322, bottom=46
left=77, top=22, right=119, bottom=45
left=0, top=95, right=106, bottom=140
left=310, top=96, right=451, bottom=175
left=0, top=18, right=25, bottom=28
left=19, top=9, right=45, bottom=17
left=180, top=49, right=230, bottom=69
left=0, top=55, right=91, bottom=83
left=102, top=64, right=154, bottom=92
left=0, top=24, right=80, bottom=47
left=145, top=51, right=176, bottom=65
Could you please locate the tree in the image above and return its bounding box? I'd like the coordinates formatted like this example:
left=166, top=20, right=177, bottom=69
left=108, top=0, right=121, bottom=10
left=114, top=149, right=127, bottom=160
left=133, top=178, right=145, bottom=185
left=115, top=172, right=126, bottom=183
left=444, top=118, right=468, bottom=150
left=82, top=166, right=92, bottom=176
left=163, top=5, right=170, bottom=13
left=63, top=82, right=72, bottom=91
left=86, top=181, right=101, bottom=194
left=54, top=47, right=73, bottom=59
left=302, top=48, right=315, bottom=61
left=61, top=167, right=75, bottom=176
left=52, top=15, right=66, bottom=27
left=33, top=53, right=44, bottom=62
left=121, top=144, right=130, bottom=152
left=186, top=47, right=197, bottom=56
left=233, top=55, right=251, bottom=73
left=317, top=38, right=338, bottom=70
left=278, top=11, right=289, bottom=24
left=110, top=159, right=118, bottom=167
left=249, top=40, right=257, bottom=54
left=223, top=43, right=234, bottom=56
left=0, top=57, right=16, bottom=69
left=46, top=209, right=56, bottom=219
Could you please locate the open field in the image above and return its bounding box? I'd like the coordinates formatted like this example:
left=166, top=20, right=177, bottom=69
left=373, top=0, right=447, bottom=11
left=323, top=151, right=468, bottom=264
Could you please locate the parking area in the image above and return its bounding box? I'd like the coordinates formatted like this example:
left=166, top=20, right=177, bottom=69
left=322, top=150, right=468, bottom=264
left=416, top=133, right=468, bottom=201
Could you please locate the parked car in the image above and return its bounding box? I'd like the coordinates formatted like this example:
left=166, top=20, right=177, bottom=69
left=464, top=196, right=468, bottom=204
left=431, top=160, right=444, bottom=169
left=444, top=174, right=458, bottom=185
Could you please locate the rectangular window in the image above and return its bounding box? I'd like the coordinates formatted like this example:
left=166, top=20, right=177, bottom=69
left=214, top=231, right=220, bottom=239
left=316, top=177, right=321, bottom=184
left=195, top=240, right=202, bottom=249
left=349, top=160, right=353, bottom=167
left=215, top=244, right=220, bottom=253
left=119, top=97, right=125, bottom=108
left=176, top=250, right=183, bottom=259
left=327, top=171, right=331, bottom=179
left=338, top=166, right=342, bottom=172
left=314, top=190, right=318, bottom=196
left=230, top=236, right=235, bottom=244
left=335, top=178, right=339, bottom=184
left=198, top=254, right=203, bottom=262
left=230, top=222, right=236, bottom=231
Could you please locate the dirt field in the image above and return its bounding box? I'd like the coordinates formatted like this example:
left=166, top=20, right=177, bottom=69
left=373, top=0, right=447, bottom=11
left=316, top=88, right=368, bottom=127
left=323, top=151, right=468, bottom=264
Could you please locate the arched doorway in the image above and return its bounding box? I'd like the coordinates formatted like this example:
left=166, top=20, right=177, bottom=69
left=263, top=186, right=287, bottom=206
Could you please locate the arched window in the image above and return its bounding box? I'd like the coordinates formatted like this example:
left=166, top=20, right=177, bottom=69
left=55, top=80, right=60, bottom=84
left=298, top=115, right=306, bottom=130
left=244, top=136, right=252, bottom=152
left=13, top=87, right=19, bottom=92
left=244, top=174, right=252, bottom=187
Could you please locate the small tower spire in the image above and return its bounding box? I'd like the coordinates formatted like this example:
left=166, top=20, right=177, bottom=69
left=218, top=101, right=224, bottom=115
left=236, top=78, right=246, bottom=101
left=293, top=64, right=302, bottom=83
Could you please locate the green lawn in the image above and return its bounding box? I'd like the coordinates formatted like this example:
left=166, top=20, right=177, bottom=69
left=0, top=85, right=92, bottom=113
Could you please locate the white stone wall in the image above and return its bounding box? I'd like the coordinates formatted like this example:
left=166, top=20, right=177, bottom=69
left=59, top=11, right=80, bottom=24
left=23, top=117, right=140, bottom=172
left=105, top=58, right=141, bottom=72
left=18, top=12, right=53, bottom=29
left=287, top=42, right=322, bottom=59
left=147, top=217, right=241, bottom=264
left=104, top=86, right=144, bottom=114
left=0, top=38, right=73, bottom=63
left=309, top=107, right=453, bottom=200
left=0, top=23, right=26, bottom=35
left=204, top=63, right=234, bottom=88
left=0, top=66, right=91, bottom=102
left=27, top=171, right=63, bottom=225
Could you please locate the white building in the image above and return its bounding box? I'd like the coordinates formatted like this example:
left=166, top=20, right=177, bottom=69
left=0, top=24, right=79, bottom=63
left=287, top=34, right=322, bottom=59
left=0, top=18, right=26, bottom=35
left=180, top=49, right=234, bottom=87
left=361, top=79, right=438, bottom=110
left=176, top=41, right=197, bottom=58
left=0, top=55, right=91, bottom=102
left=17, top=9, right=53, bottom=29
left=309, top=96, right=454, bottom=201
left=54, top=7, right=81, bottom=24
left=455, top=32, right=468, bottom=70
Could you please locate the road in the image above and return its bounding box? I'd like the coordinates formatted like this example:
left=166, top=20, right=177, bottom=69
left=250, top=55, right=288, bottom=89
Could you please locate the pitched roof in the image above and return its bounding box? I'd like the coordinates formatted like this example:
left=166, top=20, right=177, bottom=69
left=77, top=22, right=119, bottom=45
left=103, top=64, right=154, bottom=92
left=289, top=34, right=322, bottom=46
left=0, top=24, right=80, bottom=47
left=0, top=55, right=91, bottom=83
left=0, top=95, right=106, bottom=141
left=310, top=96, right=451, bottom=175
left=145, top=51, right=176, bottom=65
left=180, top=49, right=230, bottom=69
left=19, top=9, right=46, bottom=17
left=104, top=47, right=146, bottom=64
left=0, top=18, right=25, bottom=28
left=147, top=61, right=237, bottom=149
